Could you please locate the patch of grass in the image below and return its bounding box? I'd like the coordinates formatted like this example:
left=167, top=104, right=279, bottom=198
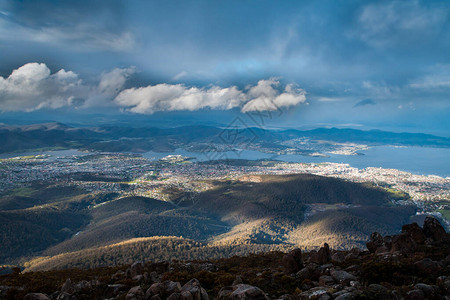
left=437, top=209, right=450, bottom=221
left=7, top=187, right=36, bottom=197
left=385, top=188, right=409, bottom=200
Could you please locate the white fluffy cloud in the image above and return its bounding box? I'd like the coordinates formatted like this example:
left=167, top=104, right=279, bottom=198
left=116, top=78, right=307, bottom=114
left=241, top=79, right=306, bottom=113
left=115, top=84, right=246, bottom=114
left=0, top=63, right=85, bottom=111
left=0, top=63, right=307, bottom=113
left=0, top=63, right=135, bottom=111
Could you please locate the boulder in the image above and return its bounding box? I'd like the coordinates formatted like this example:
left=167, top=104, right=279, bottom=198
left=112, top=270, right=126, bottom=280
left=414, top=283, right=436, bottom=299
left=318, top=275, right=335, bottom=286
left=61, top=278, right=74, bottom=294
left=104, top=284, right=128, bottom=298
left=217, top=286, right=234, bottom=299
left=366, top=232, right=385, bottom=253
left=0, top=286, right=11, bottom=298
left=334, top=293, right=355, bottom=300
left=167, top=293, right=181, bottom=300
left=73, top=280, right=91, bottom=294
left=232, top=276, right=243, bottom=286
left=390, top=233, right=416, bottom=253
left=405, top=289, right=425, bottom=300
left=133, top=274, right=146, bottom=282
left=414, top=258, right=442, bottom=275
left=330, top=270, right=357, bottom=285
left=282, top=248, right=304, bottom=274
left=23, top=293, right=50, bottom=300
left=331, top=252, right=345, bottom=263
left=180, top=279, right=208, bottom=300
left=423, top=216, right=447, bottom=241
left=402, top=223, right=426, bottom=244
left=130, top=261, right=145, bottom=278
left=295, top=267, right=311, bottom=281
left=126, top=286, right=145, bottom=300
left=180, top=290, right=194, bottom=300
left=147, top=281, right=182, bottom=299
left=317, top=243, right=331, bottom=265
left=277, top=295, right=294, bottom=300
left=367, top=284, right=390, bottom=300
left=56, top=292, right=75, bottom=300
left=298, top=287, right=329, bottom=300
left=344, top=248, right=361, bottom=260
left=218, top=284, right=268, bottom=300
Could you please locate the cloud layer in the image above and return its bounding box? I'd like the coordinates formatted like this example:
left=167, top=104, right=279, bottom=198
left=116, top=78, right=306, bottom=114
left=0, top=63, right=307, bottom=113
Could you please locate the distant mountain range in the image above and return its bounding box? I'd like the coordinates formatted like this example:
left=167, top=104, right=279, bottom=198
left=0, top=122, right=449, bottom=154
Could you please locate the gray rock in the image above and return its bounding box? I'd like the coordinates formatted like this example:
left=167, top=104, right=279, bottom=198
left=217, top=286, right=234, bottom=299
left=390, top=233, right=416, bottom=253
left=232, top=276, right=243, bottom=286
left=298, top=287, right=329, bottom=300
left=126, top=286, right=144, bottom=300
left=366, top=232, right=385, bottom=253
left=402, top=223, right=426, bottom=244
left=180, top=279, right=208, bottom=300
left=276, top=295, right=294, bottom=300
left=0, top=286, right=11, bottom=298
left=73, top=280, right=91, bottom=294
left=317, top=263, right=334, bottom=275
left=218, top=284, right=268, bottom=300
left=423, top=216, right=447, bottom=241
left=415, top=258, right=442, bottom=274
left=104, top=284, right=128, bottom=298
left=148, top=281, right=182, bottom=298
left=330, top=270, right=357, bottom=284
left=61, top=278, right=74, bottom=294
left=331, top=252, right=345, bottom=263
left=406, top=289, right=425, bottom=300
left=56, top=292, right=76, bottom=300
left=282, top=248, right=304, bottom=274
left=334, top=293, right=355, bottom=300
left=180, top=290, right=194, bottom=300
left=345, top=248, right=362, bottom=260
left=167, top=293, right=181, bottom=300
left=23, top=293, right=50, bottom=300
left=133, top=275, right=145, bottom=282
left=318, top=275, right=335, bottom=286
left=130, top=261, right=145, bottom=278
left=414, top=283, right=435, bottom=298
left=296, top=267, right=311, bottom=281
left=367, top=284, right=389, bottom=299
left=317, top=243, right=331, bottom=265
left=112, top=270, right=126, bottom=280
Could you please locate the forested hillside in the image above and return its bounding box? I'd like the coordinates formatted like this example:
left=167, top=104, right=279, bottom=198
left=0, top=173, right=419, bottom=270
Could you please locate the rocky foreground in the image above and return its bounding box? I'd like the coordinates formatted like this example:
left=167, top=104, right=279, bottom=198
left=1, top=216, right=449, bottom=300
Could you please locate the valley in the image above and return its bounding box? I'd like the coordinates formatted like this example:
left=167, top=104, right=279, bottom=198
left=1, top=150, right=448, bottom=271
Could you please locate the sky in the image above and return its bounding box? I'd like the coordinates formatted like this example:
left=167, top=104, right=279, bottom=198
left=0, top=0, right=449, bottom=134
